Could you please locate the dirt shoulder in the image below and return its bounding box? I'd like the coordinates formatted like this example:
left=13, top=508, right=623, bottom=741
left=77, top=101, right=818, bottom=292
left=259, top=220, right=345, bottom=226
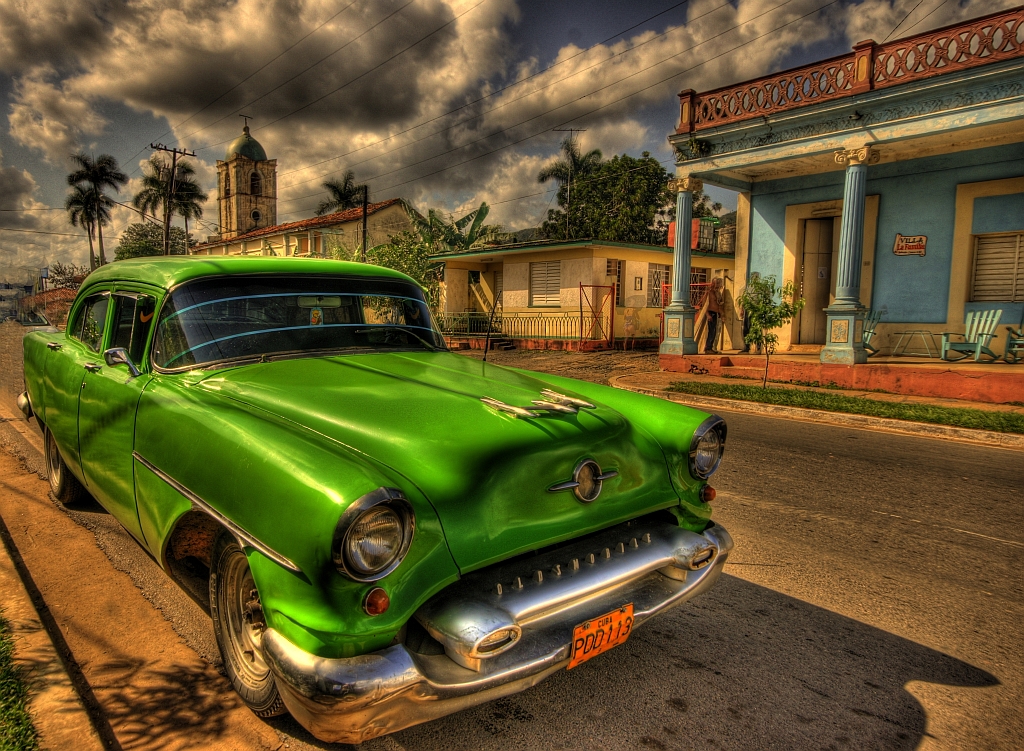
left=0, top=448, right=282, bottom=751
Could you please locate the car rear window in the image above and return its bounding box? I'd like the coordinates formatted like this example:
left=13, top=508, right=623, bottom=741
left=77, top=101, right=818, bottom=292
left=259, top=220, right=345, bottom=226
left=152, top=274, right=445, bottom=370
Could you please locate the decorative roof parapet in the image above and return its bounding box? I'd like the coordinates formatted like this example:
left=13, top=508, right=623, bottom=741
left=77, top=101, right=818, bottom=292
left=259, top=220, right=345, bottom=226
left=678, top=5, right=1024, bottom=133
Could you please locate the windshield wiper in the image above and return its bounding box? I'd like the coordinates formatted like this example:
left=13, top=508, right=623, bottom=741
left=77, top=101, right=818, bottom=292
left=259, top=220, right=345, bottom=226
left=354, top=326, right=445, bottom=352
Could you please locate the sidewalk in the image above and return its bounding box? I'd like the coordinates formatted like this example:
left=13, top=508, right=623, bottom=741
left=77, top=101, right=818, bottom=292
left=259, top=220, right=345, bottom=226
left=611, top=371, right=1024, bottom=452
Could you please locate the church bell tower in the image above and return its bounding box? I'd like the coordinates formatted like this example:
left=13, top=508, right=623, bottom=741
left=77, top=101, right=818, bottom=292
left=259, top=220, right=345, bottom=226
left=216, top=123, right=277, bottom=240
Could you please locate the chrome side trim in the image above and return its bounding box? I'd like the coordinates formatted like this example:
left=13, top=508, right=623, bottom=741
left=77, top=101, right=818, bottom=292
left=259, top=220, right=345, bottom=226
left=131, top=451, right=302, bottom=573
left=261, top=521, right=732, bottom=745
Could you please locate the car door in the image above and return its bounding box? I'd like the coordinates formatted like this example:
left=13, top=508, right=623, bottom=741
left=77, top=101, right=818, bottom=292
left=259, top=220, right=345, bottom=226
left=43, top=291, right=111, bottom=481
left=78, top=290, right=157, bottom=543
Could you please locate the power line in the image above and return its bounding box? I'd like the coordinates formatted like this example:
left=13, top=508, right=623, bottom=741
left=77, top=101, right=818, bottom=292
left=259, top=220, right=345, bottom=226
left=274, top=0, right=694, bottom=182
left=883, top=0, right=929, bottom=42
left=120, top=0, right=362, bottom=170
left=175, top=0, right=423, bottom=146
left=281, top=0, right=815, bottom=213
left=902, top=0, right=949, bottom=35
left=0, top=227, right=110, bottom=239
left=194, top=0, right=490, bottom=153
left=0, top=207, right=64, bottom=212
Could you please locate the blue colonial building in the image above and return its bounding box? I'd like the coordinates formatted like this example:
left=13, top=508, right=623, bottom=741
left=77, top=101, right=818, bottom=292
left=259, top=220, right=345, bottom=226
left=662, top=5, right=1024, bottom=364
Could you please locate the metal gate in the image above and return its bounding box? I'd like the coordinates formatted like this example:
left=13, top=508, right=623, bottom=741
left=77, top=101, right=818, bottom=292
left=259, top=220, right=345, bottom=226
left=580, top=284, right=614, bottom=347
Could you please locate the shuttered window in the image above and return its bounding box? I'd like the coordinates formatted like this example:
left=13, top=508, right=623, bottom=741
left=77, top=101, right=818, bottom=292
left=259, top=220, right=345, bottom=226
left=493, top=271, right=503, bottom=307
left=529, top=261, right=561, bottom=307
left=972, top=233, right=1023, bottom=302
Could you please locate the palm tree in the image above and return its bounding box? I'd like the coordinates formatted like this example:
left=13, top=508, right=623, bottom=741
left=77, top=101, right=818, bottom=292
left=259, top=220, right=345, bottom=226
left=67, top=153, right=128, bottom=266
left=315, top=171, right=365, bottom=216
left=537, top=137, right=602, bottom=239
left=132, top=155, right=207, bottom=254
left=65, top=185, right=98, bottom=270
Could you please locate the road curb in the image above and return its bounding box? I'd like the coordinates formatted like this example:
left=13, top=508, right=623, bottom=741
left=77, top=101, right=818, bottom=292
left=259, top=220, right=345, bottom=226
left=609, top=377, right=1024, bottom=452
left=0, top=513, right=107, bottom=751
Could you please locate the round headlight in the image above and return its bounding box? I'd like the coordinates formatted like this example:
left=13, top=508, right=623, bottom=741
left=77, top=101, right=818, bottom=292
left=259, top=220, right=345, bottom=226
left=333, top=489, right=415, bottom=581
left=688, top=416, right=726, bottom=480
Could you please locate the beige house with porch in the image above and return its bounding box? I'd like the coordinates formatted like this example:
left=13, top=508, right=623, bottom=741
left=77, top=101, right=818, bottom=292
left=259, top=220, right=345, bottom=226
left=433, top=239, right=734, bottom=345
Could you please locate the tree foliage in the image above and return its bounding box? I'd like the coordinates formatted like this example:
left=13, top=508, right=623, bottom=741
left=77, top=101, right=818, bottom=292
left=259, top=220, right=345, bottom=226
left=538, top=149, right=721, bottom=244
left=66, top=153, right=127, bottom=269
left=114, top=222, right=191, bottom=260
left=737, top=274, right=805, bottom=387
left=49, top=262, right=90, bottom=290
left=315, top=171, right=365, bottom=216
left=363, top=231, right=443, bottom=307
left=414, top=202, right=512, bottom=254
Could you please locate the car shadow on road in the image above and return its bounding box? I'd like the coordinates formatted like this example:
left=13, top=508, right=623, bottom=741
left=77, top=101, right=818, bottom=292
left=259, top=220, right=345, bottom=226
left=268, top=573, right=998, bottom=750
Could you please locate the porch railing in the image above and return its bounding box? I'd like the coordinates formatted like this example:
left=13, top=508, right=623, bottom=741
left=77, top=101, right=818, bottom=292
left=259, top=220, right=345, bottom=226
left=437, top=311, right=583, bottom=339
left=678, top=5, right=1024, bottom=133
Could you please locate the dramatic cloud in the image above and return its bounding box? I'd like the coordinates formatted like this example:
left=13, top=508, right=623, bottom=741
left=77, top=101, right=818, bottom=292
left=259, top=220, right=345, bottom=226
left=8, top=66, right=107, bottom=164
left=0, top=0, right=1013, bottom=269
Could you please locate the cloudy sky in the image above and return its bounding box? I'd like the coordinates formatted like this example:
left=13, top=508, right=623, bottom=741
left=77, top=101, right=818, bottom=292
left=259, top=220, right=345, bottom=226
left=0, top=0, right=1011, bottom=279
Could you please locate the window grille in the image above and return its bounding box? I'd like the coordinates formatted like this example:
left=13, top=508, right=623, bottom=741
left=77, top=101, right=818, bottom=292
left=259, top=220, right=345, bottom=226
left=529, top=261, right=561, bottom=307
left=615, top=261, right=624, bottom=306
left=972, top=233, right=1023, bottom=302
left=648, top=263, right=672, bottom=307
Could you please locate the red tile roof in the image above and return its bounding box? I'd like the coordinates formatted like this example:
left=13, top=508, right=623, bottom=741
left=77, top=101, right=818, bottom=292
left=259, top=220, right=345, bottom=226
left=193, top=198, right=405, bottom=250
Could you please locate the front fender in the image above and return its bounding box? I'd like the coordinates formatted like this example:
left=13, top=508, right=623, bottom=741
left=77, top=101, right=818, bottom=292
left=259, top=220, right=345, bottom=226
left=134, top=375, right=459, bottom=659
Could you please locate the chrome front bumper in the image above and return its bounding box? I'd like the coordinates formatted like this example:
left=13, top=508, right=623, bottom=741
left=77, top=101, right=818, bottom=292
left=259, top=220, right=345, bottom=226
left=262, top=520, right=733, bottom=744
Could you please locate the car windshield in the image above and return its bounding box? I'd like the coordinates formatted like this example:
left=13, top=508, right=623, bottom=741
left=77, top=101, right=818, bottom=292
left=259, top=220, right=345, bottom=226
left=152, top=274, right=446, bottom=369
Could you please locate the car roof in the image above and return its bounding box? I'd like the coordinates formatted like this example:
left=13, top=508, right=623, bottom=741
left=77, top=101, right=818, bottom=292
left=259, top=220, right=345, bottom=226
left=82, top=256, right=416, bottom=291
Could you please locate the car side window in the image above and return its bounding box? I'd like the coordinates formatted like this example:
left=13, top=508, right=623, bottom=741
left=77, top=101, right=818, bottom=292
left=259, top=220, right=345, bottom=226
left=110, top=294, right=156, bottom=365
left=75, top=294, right=110, bottom=353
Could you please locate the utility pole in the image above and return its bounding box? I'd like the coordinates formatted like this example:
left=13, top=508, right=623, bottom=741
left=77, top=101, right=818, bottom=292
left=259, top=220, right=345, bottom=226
left=150, top=143, right=197, bottom=255
left=553, top=128, right=586, bottom=240
left=361, top=185, right=369, bottom=263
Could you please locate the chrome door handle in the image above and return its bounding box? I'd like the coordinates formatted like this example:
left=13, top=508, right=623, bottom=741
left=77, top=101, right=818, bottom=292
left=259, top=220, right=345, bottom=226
left=84, top=363, right=102, bottom=373
left=46, top=342, right=62, bottom=351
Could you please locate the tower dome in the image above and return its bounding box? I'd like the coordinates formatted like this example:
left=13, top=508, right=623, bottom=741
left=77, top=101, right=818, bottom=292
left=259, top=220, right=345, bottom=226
left=225, top=125, right=267, bottom=162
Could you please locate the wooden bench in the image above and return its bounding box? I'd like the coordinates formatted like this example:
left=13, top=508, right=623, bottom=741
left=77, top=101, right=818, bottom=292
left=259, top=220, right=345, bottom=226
left=940, top=310, right=1002, bottom=362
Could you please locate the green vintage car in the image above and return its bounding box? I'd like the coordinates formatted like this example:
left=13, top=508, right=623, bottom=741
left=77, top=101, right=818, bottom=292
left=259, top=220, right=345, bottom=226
left=19, top=257, right=731, bottom=743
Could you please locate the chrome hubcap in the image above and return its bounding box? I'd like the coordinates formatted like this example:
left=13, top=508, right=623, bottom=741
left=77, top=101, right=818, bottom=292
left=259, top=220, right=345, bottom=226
left=46, top=433, right=61, bottom=494
left=221, top=550, right=270, bottom=686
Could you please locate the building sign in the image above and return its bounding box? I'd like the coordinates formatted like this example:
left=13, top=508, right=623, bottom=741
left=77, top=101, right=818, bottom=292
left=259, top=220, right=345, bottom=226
left=893, top=234, right=927, bottom=256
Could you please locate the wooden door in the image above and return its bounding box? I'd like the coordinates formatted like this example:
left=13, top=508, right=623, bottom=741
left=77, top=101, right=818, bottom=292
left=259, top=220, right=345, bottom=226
left=798, top=219, right=834, bottom=344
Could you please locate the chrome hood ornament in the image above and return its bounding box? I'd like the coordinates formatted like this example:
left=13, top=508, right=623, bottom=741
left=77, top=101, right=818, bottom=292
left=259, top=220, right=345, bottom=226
left=481, top=390, right=595, bottom=419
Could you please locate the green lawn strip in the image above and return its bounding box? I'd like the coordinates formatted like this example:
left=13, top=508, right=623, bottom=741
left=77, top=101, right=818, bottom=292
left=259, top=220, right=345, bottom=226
left=667, top=381, right=1024, bottom=435
left=0, top=608, right=39, bottom=751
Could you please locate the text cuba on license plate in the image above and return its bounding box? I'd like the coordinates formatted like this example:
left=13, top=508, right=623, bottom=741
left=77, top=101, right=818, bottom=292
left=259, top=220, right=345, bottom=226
left=568, top=604, right=634, bottom=669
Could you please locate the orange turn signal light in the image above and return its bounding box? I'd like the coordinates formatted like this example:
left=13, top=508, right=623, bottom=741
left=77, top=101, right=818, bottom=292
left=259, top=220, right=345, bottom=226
left=699, top=485, right=716, bottom=503
left=364, top=587, right=390, bottom=616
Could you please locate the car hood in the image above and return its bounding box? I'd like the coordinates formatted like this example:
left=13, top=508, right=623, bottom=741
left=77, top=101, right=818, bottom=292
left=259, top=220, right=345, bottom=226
left=196, top=352, right=679, bottom=572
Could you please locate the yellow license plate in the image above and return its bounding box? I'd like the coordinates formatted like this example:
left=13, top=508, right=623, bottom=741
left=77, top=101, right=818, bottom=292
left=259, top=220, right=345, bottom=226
left=567, top=604, right=634, bottom=670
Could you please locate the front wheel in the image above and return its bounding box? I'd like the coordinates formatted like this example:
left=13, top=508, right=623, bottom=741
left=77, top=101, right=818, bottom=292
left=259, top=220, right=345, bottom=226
left=210, top=533, right=285, bottom=718
left=44, top=428, right=87, bottom=506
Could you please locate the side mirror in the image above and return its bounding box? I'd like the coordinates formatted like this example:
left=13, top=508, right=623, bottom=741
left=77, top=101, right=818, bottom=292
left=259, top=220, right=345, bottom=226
left=103, top=347, right=142, bottom=377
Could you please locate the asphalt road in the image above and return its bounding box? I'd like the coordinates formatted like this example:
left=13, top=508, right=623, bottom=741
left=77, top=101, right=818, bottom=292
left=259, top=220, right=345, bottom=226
left=1, top=356, right=1021, bottom=748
